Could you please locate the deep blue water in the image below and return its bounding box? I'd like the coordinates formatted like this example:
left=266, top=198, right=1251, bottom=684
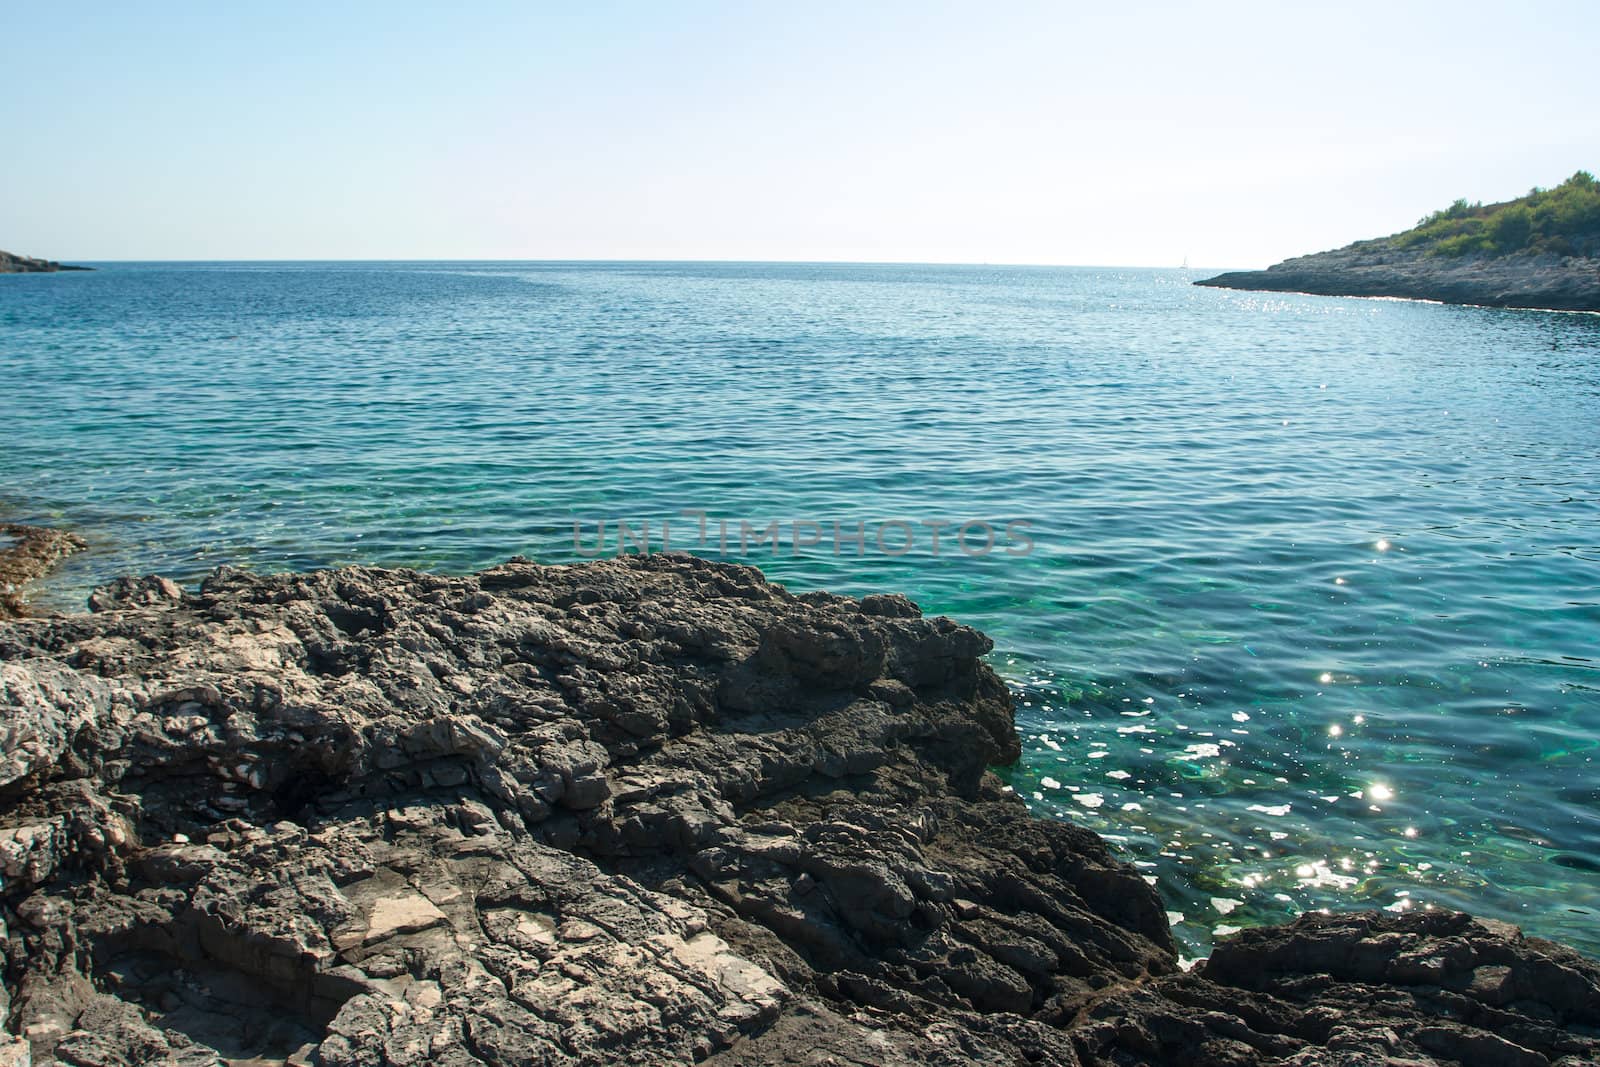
left=4, top=261, right=1600, bottom=958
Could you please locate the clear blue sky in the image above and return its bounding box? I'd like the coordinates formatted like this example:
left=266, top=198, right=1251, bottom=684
left=4, top=1, right=1596, bottom=267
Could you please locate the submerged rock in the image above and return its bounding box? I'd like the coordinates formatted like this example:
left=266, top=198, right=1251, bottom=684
left=0, top=554, right=1594, bottom=1065
left=0, top=523, right=88, bottom=620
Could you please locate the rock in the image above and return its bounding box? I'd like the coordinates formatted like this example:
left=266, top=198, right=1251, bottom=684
left=0, top=251, right=92, bottom=274
left=1196, top=243, right=1600, bottom=312
left=0, top=554, right=1595, bottom=1064
left=85, top=576, right=187, bottom=613
left=0, top=524, right=88, bottom=620
left=1077, top=911, right=1600, bottom=1065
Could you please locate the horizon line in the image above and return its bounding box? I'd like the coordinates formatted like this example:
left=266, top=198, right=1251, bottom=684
left=17, top=256, right=1240, bottom=272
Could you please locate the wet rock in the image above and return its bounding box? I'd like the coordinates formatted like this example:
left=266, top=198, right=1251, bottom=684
left=0, top=523, right=88, bottom=620
left=0, top=555, right=1595, bottom=1064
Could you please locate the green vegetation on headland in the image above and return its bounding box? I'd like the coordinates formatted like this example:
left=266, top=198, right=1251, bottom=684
left=1195, top=168, right=1600, bottom=312
left=1397, top=170, right=1600, bottom=258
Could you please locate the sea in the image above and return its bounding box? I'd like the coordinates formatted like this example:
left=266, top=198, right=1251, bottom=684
left=4, top=260, right=1598, bottom=958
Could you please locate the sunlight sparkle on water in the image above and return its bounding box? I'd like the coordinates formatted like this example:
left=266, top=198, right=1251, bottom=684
left=12, top=262, right=1600, bottom=962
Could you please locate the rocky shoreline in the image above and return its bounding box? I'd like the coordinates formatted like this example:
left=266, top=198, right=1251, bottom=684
left=1, top=554, right=1597, bottom=1065
left=0, top=251, right=92, bottom=274
left=1197, top=244, right=1600, bottom=312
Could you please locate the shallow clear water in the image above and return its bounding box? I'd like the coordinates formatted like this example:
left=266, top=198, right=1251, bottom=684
left=5, top=261, right=1599, bottom=957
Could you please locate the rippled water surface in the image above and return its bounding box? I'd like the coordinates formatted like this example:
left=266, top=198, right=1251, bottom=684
left=5, top=262, right=1600, bottom=957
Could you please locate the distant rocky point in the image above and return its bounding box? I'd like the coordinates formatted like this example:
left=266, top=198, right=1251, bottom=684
left=0, top=249, right=92, bottom=273
left=1199, top=170, right=1600, bottom=312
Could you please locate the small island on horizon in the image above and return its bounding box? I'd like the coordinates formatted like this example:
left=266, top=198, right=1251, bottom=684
left=1197, top=170, right=1600, bottom=312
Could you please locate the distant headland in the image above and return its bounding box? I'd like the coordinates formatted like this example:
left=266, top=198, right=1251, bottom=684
left=0, top=249, right=93, bottom=273
left=1198, top=170, right=1600, bottom=312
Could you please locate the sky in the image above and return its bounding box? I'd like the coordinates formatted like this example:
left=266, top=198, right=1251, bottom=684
left=3, top=2, right=1597, bottom=268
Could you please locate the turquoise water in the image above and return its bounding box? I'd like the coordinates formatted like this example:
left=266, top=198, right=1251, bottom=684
left=5, top=262, right=1600, bottom=957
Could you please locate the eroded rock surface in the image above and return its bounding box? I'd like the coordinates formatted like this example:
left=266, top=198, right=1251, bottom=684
left=0, top=555, right=1595, bottom=1065
left=1085, top=911, right=1600, bottom=1066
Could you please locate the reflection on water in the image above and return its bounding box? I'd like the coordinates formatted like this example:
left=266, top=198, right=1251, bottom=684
left=1000, top=648, right=1600, bottom=957
left=4, top=262, right=1600, bottom=957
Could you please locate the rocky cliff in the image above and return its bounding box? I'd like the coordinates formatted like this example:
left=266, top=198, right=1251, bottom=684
left=0, top=251, right=91, bottom=274
left=1196, top=243, right=1600, bottom=312
left=1, top=555, right=1597, bottom=1065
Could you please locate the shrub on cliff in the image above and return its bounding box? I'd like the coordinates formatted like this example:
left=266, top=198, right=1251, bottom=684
left=1394, top=170, right=1600, bottom=258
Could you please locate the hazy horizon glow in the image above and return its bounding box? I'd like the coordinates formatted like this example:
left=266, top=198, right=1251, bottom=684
left=4, top=1, right=1598, bottom=268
